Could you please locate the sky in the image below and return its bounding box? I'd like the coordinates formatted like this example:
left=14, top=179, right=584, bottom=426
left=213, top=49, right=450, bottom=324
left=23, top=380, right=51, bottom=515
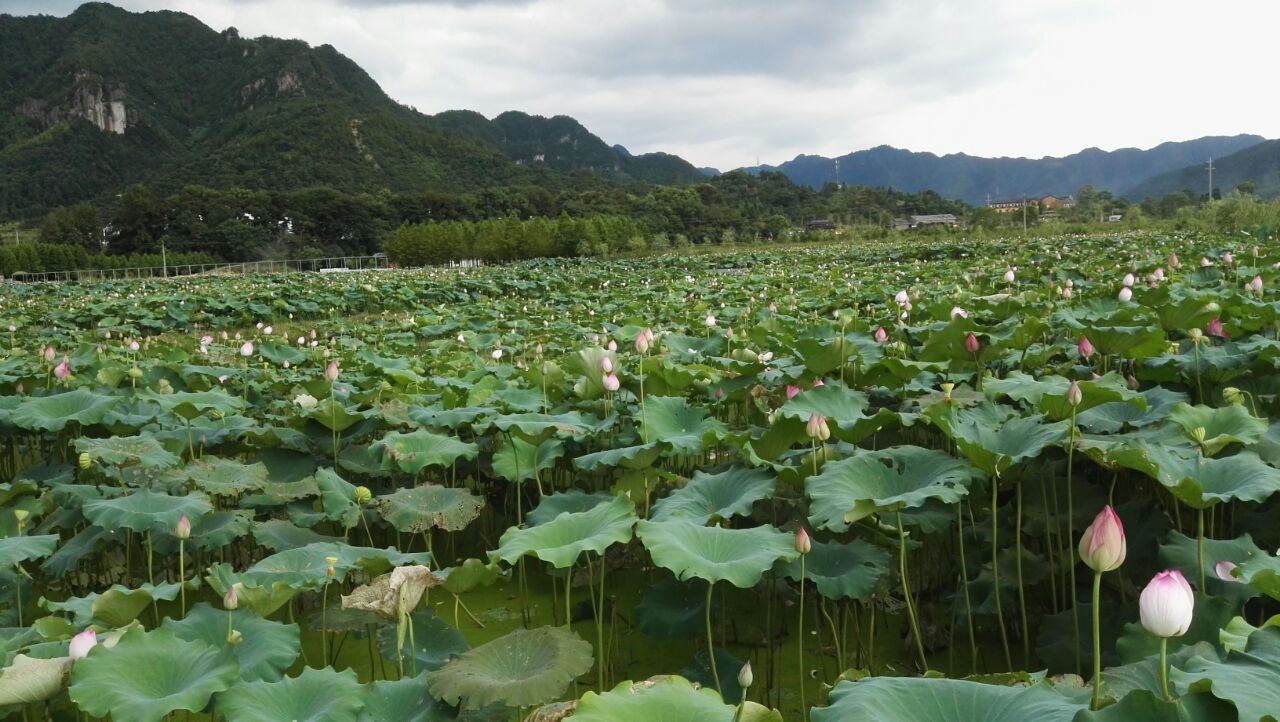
left=3, top=0, right=1276, bottom=171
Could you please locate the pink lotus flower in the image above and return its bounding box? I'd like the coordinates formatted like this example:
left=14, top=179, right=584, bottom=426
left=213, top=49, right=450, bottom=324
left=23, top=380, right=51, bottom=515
left=1078, top=506, right=1126, bottom=572
left=601, top=356, right=613, bottom=374
left=42, top=346, right=55, bottom=363
left=705, top=314, right=717, bottom=328
left=239, top=341, right=254, bottom=357
left=602, top=373, right=620, bottom=392
left=1078, top=335, right=1095, bottom=360
left=785, top=385, right=801, bottom=399
left=325, top=361, right=340, bottom=382
left=1066, top=379, right=1083, bottom=408
left=812, top=378, right=825, bottom=388
left=54, top=357, right=70, bottom=380
left=176, top=514, right=191, bottom=540
left=1221, top=251, right=1235, bottom=265
left=873, top=327, right=888, bottom=343
left=805, top=413, right=831, bottom=441
left=1122, top=272, right=1136, bottom=287
left=128, top=340, right=140, bottom=352
left=795, top=527, right=812, bottom=555
left=1248, top=276, right=1263, bottom=293
left=1118, top=287, right=1133, bottom=303
left=964, top=333, right=980, bottom=354
left=1153, top=267, right=1166, bottom=281
left=950, top=306, right=968, bottom=319
left=607, top=339, right=618, bottom=352
left=1200, top=257, right=1213, bottom=267
left=1215, top=561, right=1239, bottom=583
left=1139, top=569, right=1195, bottom=638
left=68, top=628, right=97, bottom=660
left=1206, top=318, right=1225, bottom=338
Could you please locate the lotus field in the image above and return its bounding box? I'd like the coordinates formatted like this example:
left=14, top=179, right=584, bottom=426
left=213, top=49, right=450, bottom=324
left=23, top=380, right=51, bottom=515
left=4, top=232, right=1280, bottom=721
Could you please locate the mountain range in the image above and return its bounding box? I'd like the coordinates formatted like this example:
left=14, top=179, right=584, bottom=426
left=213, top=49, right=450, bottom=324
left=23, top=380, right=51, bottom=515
left=1, top=2, right=1275, bottom=222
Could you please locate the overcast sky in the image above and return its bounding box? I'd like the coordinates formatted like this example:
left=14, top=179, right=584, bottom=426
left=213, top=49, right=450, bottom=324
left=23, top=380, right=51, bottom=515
left=3, top=0, right=1275, bottom=170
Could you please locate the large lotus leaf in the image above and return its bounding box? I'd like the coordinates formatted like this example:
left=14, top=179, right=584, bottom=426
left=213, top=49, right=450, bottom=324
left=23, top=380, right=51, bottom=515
left=1168, top=403, right=1268, bottom=456
left=492, top=436, right=563, bottom=483
left=315, top=467, right=361, bottom=528
left=204, top=564, right=297, bottom=617
left=944, top=407, right=1068, bottom=476
left=1159, top=531, right=1262, bottom=604
left=177, top=458, right=270, bottom=497
left=575, top=441, right=670, bottom=471
left=252, top=519, right=339, bottom=552
left=571, top=675, right=769, bottom=722
left=637, top=519, right=799, bottom=587
left=359, top=672, right=457, bottom=722
left=439, top=558, right=502, bottom=595
left=162, top=603, right=299, bottom=682
left=185, top=510, right=253, bottom=550
left=10, top=389, right=119, bottom=432
left=651, top=466, right=776, bottom=524
left=0, top=535, right=58, bottom=567
left=1072, top=689, right=1195, bottom=722
left=234, top=542, right=433, bottom=593
left=147, top=389, right=247, bottom=421
left=779, top=383, right=869, bottom=425
left=640, top=395, right=728, bottom=453
left=1077, top=386, right=1189, bottom=433
left=377, top=610, right=470, bottom=672
left=487, top=411, right=609, bottom=442
left=82, top=488, right=213, bottom=533
left=1111, top=443, right=1280, bottom=509
left=1103, top=641, right=1219, bottom=702
left=217, top=666, right=366, bottom=722
left=74, top=435, right=181, bottom=469
left=0, top=654, right=72, bottom=706
left=306, top=397, right=367, bottom=432
left=1173, top=626, right=1280, bottom=722
left=806, top=446, right=973, bottom=530
left=1075, top=324, right=1167, bottom=359
left=378, top=484, right=484, bottom=533
left=492, top=494, right=635, bottom=568
left=526, top=490, right=612, bottom=526
left=43, top=582, right=181, bottom=627
left=373, top=429, right=479, bottom=474
left=812, top=678, right=1084, bottom=722
left=778, top=539, right=890, bottom=600
left=68, top=627, right=239, bottom=722
left=983, top=371, right=1143, bottom=420
left=426, top=626, right=593, bottom=710
left=634, top=575, right=709, bottom=640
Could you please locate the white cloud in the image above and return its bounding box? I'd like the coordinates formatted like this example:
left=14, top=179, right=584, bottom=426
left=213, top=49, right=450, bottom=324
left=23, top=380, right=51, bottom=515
left=4, top=0, right=1276, bottom=170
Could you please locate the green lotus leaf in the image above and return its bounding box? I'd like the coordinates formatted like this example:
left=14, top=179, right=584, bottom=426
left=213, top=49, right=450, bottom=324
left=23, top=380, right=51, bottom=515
left=378, top=610, right=469, bottom=672
left=0, top=535, right=58, bottom=567
left=377, top=484, right=484, bottom=533
left=177, top=458, right=270, bottom=497
left=778, top=383, right=869, bottom=426
left=0, top=654, right=72, bottom=706
left=526, top=490, right=612, bottom=526
left=1168, top=403, right=1268, bottom=456
left=306, top=397, right=367, bottom=432
left=68, top=627, right=239, bottom=722
left=806, top=446, right=974, bottom=530
left=229, top=542, right=433, bottom=594
left=439, top=558, right=502, bottom=595
left=11, top=389, right=119, bottom=432
left=146, top=389, right=247, bottom=421
left=43, top=582, right=181, bottom=626
left=186, top=510, right=254, bottom=550
left=640, top=396, right=727, bottom=453
left=487, top=411, right=609, bottom=442
left=574, top=441, right=670, bottom=471
left=1072, top=688, right=1193, bottom=722
left=427, top=626, right=593, bottom=710
left=492, top=494, right=635, bottom=568
left=1172, top=626, right=1280, bottom=722
left=1158, top=531, right=1262, bottom=604
left=74, top=435, right=181, bottom=469
left=492, top=436, right=563, bottom=483
left=82, top=488, right=213, bottom=533
left=315, top=467, right=361, bottom=528
left=941, top=405, right=1068, bottom=476
left=778, top=539, right=890, bottom=600
left=651, top=466, right=775, bottom=524
left=812, top=678, right=1084, bottom=722
left=1074, top=324, right=1167, bottom=360
left=204, top=564, right=297, bottom=617
left=1103, top=641, right=1219, bottom=702
left=359, top=672, right=458, bottom=722
left=162, top=603, right=299, bottom=682
left=373, top=429, right=479, bottom=474
left=252, top=519, right=339, bottom=552
left=217, top=666, right=366, bottom=722
left=1111, top=443, right=1280, bottom=509
left=1077, top=387, right=1188, bottom=433
left=637, top=519, right=798, bottom=588
left=571, top=675, right=761, bottom=722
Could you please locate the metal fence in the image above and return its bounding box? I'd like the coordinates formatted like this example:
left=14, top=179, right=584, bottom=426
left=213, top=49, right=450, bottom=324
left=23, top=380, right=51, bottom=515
left=3, top=254, right=485, bottom=284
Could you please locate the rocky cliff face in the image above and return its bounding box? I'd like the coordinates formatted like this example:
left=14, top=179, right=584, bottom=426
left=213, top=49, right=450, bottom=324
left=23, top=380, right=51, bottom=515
left=16, top=71, right=127, bottom=135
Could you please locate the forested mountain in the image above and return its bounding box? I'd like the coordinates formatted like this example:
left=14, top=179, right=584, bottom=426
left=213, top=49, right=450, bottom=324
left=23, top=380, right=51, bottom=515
left=1125, top=139, right=1280, bottom=200
left=745, top=136, right=1266, bottom=204
left=0, top=3, right=700, bottom=219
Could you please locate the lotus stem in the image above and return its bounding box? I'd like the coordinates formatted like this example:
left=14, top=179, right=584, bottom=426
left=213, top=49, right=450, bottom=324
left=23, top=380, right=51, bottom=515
left=178, top=538, right=186, bottom=618
left=1160, top=637, right=1170, bottom=700
left=991, top=476, right=1012, bottom=670
left=1197, top=506, right=1206, bottom=591
left=146, top=530, right=158, bottom=626
left=956, top=501, right=977, bottom=673
left=1015, top=481, right=1029, bottom=667
left=1192, top=342, right=1204, bottom=404
left=798, top=557, right=807, bottom=721
left=1091, top=570, right=1103, bottom=710
left=706, top=581, right=722, bottom=696
left=407, top=613, right=417, bottom=677
left=820, top=597, right=843, bottom=671
left=1067, top=407, right=1082, bottom=675
left=596, top=553, right=607, bottom=690
left=896, top=511, right=928, bottom=672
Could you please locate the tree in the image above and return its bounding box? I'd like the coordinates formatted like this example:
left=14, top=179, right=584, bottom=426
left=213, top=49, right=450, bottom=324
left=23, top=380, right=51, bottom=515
left=39, top=203, right=102, bottom=250
left=109, top=185, right=165, bottom=255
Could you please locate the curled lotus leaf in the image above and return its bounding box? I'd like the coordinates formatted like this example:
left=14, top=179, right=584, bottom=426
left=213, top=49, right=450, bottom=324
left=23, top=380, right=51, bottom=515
left=0, top=654, right=72, bottom=706
left=341, top=565, right=443, bottom=622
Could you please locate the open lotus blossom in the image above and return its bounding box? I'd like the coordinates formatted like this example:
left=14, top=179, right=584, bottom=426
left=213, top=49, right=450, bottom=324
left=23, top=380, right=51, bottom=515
left=68, top=628, right=97, bottom=660
left=812, top=378, right=825, bottom=387
left=54, top=357, right=70, bottom=380
left=1221, top=251, right=1234, bottom=265
left=759, top=351, right=774, bottom=363
left=1078, top=506, right=1126, bottom=572
left=950, top=306, right=968, bottom=319
left=1139, top=569, right=1195, bottom=638
left=1200, top=257, right=1213, bottom=267
left=1078, top=335, right=1095, bottom=360
left=1215, top=561, right=1240, bottom=582
left=873, top=326, right=888, bottom=343
left=239, top=341, right=254, bottom=357
left=805, top=413, right=831, bottom=441
left=602, top=372, right=620, bottom=392
left=964, top=332, right=980, bottom=354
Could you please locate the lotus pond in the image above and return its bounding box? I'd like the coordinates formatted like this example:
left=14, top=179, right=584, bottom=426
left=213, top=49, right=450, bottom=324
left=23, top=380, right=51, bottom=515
left=2, top=232, right=1280, bottom=720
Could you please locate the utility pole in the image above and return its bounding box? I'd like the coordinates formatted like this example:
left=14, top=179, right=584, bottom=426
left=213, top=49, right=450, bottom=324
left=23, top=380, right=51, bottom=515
left=161, top=238, right=168, bottom=278
left=1022, top=194, right=1027, bottom=233
left=1207, top=157, right=1215, bottom=200
left=834, top=158, right=840, bottom=188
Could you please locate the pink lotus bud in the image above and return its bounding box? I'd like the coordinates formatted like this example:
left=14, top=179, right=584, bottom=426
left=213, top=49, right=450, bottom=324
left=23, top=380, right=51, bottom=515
left=601, top=356, right=613, bottom=373
left=1206, top=318, right=1224, bottom=338
left=805, top=413, right=830, bottom=441
left=176, top=514, right=191, bottom=540
left=964, top=333, right=980, bottom=354
left=602, top=372, right=620, bottom=392
left=635, top=333, right=651, bottom=354
left=894, top=290, right=909, bottom=305
left=1078, top=335, right=1095, bottom=360
left=491, top=349, right=503, bottom=361
left=873, top=326, right=888, bottom=343
left=714, top=387, right=724, bottom=400
left=812, top=378, right=825, bottom=388
left=54, top=357, right=70, bottom=380
left=69, top=628, right=97, bottom=660
left=224, top=584, right=240, bottom=611
left=1248, top=276, right=1263, bottom=293
left=1168, top=253, right=1180, bottom=269
left=795, top=527, right=812, bottom=555
left=325, top=361, right=340, bottom=382
left=1004, top=268, right=1016, bottom=283
left=42, top=346, right=55, bottom=363
left=262, top=325, right=273, bottom=335
left=1215, top=561, right=1239, bottom=583
left=1153, top=267, right=1166, bottom=281
left=129, top=340, right=140, bottom=352
left=1139, top=569, right=1195, bottom=638
left=1122, top=273, right=1135, bottom=287
left=1066, top=379, right=1083, bottom=407
left=1118, top=287, right=1133, bottom=303
left=239, top=341, right=254, bottom=357
left=1062, top=287, right=1073, bottom=299
left=607, top=339, right=618, bottom=352
left=1221, top=251, right=1234, bottom=265
left=785, top=385, right=801, bottom=399
left=1078, top=505, right=1125, bottom=572
left=705, top=314, right=717, bottom=328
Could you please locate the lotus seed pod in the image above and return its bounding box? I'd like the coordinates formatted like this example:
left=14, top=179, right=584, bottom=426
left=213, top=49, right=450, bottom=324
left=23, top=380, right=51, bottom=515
left=78, top=452, right=92, bottom=470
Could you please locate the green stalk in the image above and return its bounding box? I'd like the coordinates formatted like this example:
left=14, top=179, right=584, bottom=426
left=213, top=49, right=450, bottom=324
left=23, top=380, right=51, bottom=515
left=896, top=511, right=928, bottom=672
left=991, top=476, right=1012, bottom=670
left=1015, top=482, right=1029, bottom=667
left=1160, top=637, right=1170, bottom=700
left=147, top=530, right=157, bottom=626
left=227, top=608, right=234, bottom=643
left=1091, top=570, right=1103, bottom=710
left=322, top=580, right=331, bottom=666
left=178, top=538, right=186, bottom=618
left=956, top=502, right=977, bottom=673
left=1197, top=507, right=1206, bottom=591
left=705, top=581, right=722, bottom=696
left=1067, top=407, right=1081, bottom=675
left=797, top=558, right=808, bottom=721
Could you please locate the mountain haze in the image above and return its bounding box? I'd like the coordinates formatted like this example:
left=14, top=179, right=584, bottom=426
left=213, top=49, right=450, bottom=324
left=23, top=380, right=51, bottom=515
left=746, top=137, right=1266, bottom=204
